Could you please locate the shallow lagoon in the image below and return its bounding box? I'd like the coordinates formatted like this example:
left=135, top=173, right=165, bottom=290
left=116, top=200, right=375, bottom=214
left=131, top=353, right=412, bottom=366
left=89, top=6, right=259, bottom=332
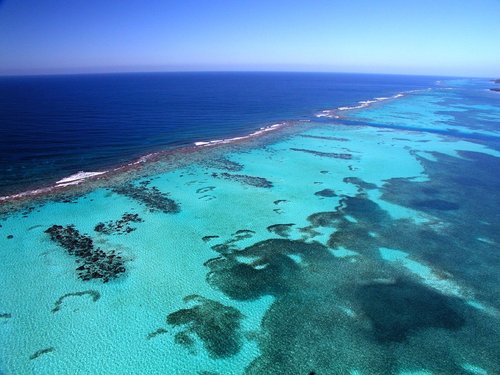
left=1, top=81, right=499, bottom=374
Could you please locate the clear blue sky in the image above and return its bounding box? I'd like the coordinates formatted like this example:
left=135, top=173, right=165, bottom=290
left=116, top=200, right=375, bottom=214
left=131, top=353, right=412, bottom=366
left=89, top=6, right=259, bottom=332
left=0, top=0, right=499, bottom=76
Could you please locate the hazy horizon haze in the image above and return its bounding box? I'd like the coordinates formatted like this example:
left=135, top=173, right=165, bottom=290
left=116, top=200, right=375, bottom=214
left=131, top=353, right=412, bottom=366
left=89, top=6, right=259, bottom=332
left=0, top=0, right=499, bottom=77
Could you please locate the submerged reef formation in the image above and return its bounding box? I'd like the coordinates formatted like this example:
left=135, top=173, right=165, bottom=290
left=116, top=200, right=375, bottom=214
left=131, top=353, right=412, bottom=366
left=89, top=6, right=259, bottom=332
left=201, top=158, right=500, bottom=373
left=196, top=186, right=215, bottom=194
left=299, top=134, right=350, bottom=142
left=113, top=183, right=180, bottom=213
left=204, top=235, right=475, bottom=374
left=202, top=235, right=220, bottom=243
left=45, top=225, right=126, bottom=282
left=167, top=295, right=244, bottom=358
left=343, top=176, right=377, bottom=190
left=380, top=151, right=500, bottom=303
left=29, top=347, right=54, bottom=360
left=51, top=290, right=101, bottom=313
left=209, top=229, right=256, bottom=255
left=202, top=157, right=244, bottom=172
left=314, top=188, right=337, bottom=197
left=146, top=327, right=168, bottom=340
left=94, top=213, right=143, bottom=235
left=211, top=172, right=273, bottom=188
left=266, top=223, right=295, bottom=237
left=290, top=147, right=352, bottom=159
left=357, top=278, right=464, bottom=343
left=273, top=199, right=288, bottom=205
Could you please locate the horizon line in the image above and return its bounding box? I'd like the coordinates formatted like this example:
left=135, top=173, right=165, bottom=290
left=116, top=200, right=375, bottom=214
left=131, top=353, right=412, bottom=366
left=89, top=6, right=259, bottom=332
left=0, top=68, right=491, bottom=80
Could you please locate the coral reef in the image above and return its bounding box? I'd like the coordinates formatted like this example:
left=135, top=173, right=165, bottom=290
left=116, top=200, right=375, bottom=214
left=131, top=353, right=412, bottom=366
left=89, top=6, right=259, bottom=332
left=113, top=183, right=180, bottom=213
left=29, top=347, right=54, bottom=360
left=45, top=225, right=126, bottom=282
left=202, top=157, right=244, bottom=172
left=52, top=290, right=101, bottom=313
left=167, top=295, right=243, bottom=358
left=211, top=173, right=273, bottom=188
left=314, top=189, right=337, bottom=197
left=290, top=147, right=352, bottom=159
left=266, top=223, right=295, bottom=237
left=94, top=213, right=143, bottom=235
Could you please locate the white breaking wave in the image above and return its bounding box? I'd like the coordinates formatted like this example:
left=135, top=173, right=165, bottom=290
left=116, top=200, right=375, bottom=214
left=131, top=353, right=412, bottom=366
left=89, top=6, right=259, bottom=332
left=193, top=122, right=288, bottom=148
left=56, top=171, right=107, bottom=186
left=314, top=91, right=410, bottom=118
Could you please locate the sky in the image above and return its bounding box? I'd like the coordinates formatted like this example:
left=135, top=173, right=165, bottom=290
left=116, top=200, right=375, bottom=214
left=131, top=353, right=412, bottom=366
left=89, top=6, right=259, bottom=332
left=0, top=0, right=499, bottom=77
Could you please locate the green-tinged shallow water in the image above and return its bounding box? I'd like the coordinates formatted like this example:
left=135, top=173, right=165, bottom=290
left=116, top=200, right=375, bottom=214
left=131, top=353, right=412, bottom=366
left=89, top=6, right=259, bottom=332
left=1, top=83, right=499, bottom=374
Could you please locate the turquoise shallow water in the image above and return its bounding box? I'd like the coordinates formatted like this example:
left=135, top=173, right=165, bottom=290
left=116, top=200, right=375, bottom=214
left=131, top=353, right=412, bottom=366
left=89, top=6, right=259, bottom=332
left=1, top=80, right=499, bottom=374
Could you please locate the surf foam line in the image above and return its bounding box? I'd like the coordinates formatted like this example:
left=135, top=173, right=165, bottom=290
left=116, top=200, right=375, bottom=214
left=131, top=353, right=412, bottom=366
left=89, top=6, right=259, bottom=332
left=314, top=89, right=429, bottom=119
left=56, top=171, right=107, bottom=186
left=193, top=122, right=289, bottom=147
left=0, top=120, right=304, bottom=206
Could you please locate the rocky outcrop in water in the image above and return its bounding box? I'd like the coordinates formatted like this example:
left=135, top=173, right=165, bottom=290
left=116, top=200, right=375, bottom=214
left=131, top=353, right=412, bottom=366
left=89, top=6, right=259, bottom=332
left=45, top=225, right=126, bottom=282
left=94, top=213, right=143, bottom=235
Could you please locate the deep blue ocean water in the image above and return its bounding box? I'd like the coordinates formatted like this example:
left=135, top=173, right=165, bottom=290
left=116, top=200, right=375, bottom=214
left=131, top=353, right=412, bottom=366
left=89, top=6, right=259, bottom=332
left=0, top=72, right=440, bottom=196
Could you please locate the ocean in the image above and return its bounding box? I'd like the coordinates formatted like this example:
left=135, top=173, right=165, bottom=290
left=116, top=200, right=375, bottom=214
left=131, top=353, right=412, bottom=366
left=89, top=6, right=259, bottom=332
left=0, top=73, right=499, bottom=374
left=0, top=72, right=436, bottom=196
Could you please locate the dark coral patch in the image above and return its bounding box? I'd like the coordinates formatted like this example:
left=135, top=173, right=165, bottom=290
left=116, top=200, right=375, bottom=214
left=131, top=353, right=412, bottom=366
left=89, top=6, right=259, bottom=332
left=299, top=134, right=349, bottom=142
left=290, top=147, right=352, bottom=159
left=45, top=225, right=94, bottom=255
left=273, top=199, right=288, bottom=205
left=146, top=327, right=168, bottom=340
left=113, top=183, right=180, bottom=213
left=94, top=213, right=143, bottom=235
left=174, top=331, right=195, bottom=349
left=232, top=229, right=256, bottom=239
left=196, top=186, right=216, bottom=194
left=340, top=196, right=389, bottom=223
left=356, top=279, right=465, bottom=343
left=298, top=226, right=321, bottom=239
left=307, top=211, right=342, bottom=227
left=202, top=235, right=220, bottom=243
left=212, top=172, right=273, bottom=188
left=343, top=177, right=377, bottom=190
left=314, top=189, right=337, bottom=197
left=210, top=230, right=256, bottom=254
left=166, top=295, right=244, bottom=358
left=267, top=223, right=295, bottom=237
left=202, top=157, right=244, bottom=172
left=206, top=239, right=332, bottom=301
left=52, top=290, right=100, bottom=313
left=29, top=347, right=55, bottom=360
left=45, top=225, right=126, bottom=282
